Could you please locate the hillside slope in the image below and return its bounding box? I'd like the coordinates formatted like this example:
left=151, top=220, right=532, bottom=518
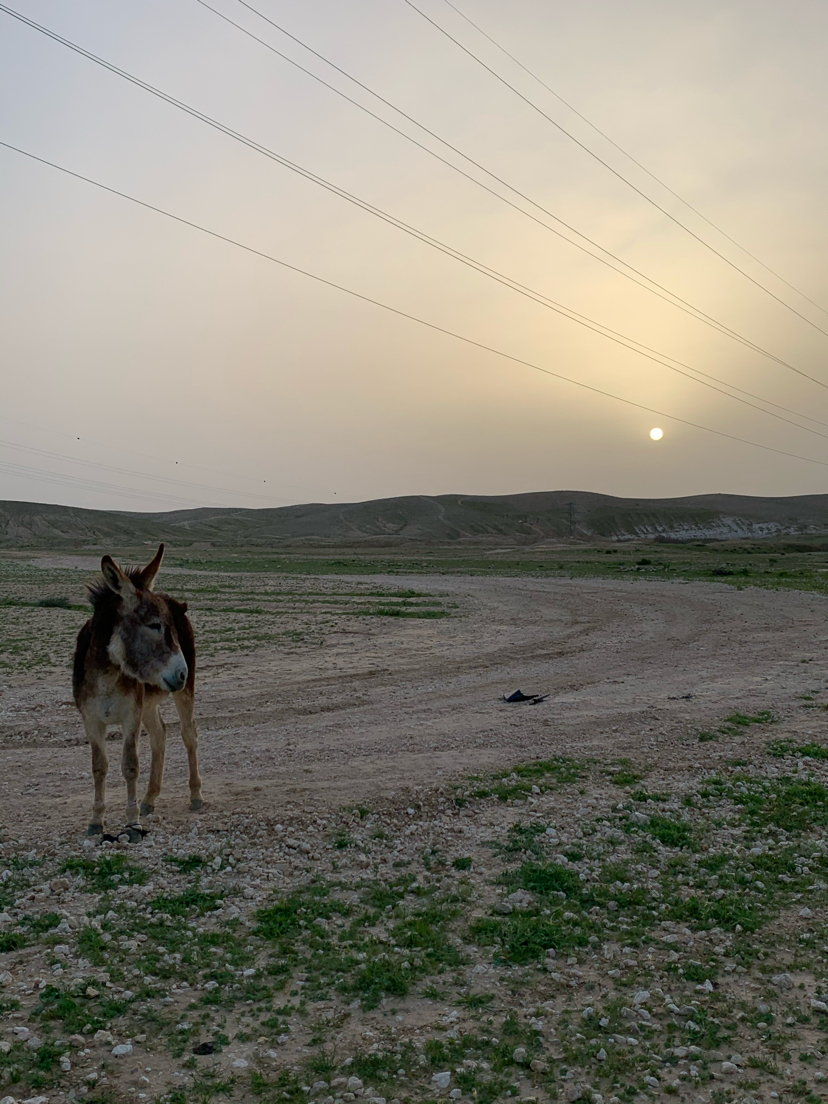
left=3, top=491, right=828, bottom=548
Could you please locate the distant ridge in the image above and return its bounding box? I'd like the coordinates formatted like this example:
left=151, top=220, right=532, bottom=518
left=3, top=492, right=828, bottom=548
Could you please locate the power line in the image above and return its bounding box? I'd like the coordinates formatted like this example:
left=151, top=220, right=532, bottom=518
left=0, top=459, right=232, bottom=509
left=401, top=0, right=828, bottom=339
left=1, top=415, right=330, bottom=500
left=203, top=0, right=817, bottom=387
left=0, top=439, right=294, bottom=506
left=440, top=0, right=828, bottom=321
left=2, top=8, right=827, bottom=420
left=3, top=140, right=827, bottom=474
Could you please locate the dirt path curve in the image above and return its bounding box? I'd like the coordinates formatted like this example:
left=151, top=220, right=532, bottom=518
left=1, top=574, right=825, bottom=834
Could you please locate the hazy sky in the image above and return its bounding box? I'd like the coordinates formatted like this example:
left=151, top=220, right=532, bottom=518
left=2, top=0, right=827, bottom=512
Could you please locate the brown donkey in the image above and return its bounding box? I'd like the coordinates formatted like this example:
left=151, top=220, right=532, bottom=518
left=73, top=544, right=202, bottom=837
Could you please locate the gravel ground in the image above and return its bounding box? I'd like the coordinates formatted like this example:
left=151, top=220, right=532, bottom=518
left=2, top=568, right=828, bottom=1104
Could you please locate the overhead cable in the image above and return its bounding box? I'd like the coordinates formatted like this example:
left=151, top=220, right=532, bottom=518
left=1, top=440, right=293, bottom=506
left=1, top=415, right=326, bottom=499
left=440, top=0, right=828, bottom=320
left=3, top=140, right=828, bottom=473
left=200, top=0, right=815, bottom=383
left=400, top=0, right=828, bottom=339
left=1, top=5, right=827, bottom=414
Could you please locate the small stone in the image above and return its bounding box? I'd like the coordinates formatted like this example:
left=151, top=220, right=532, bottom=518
left=530, top=1059, right=548, bottom=1073
left=232, top=1058, right=249, bottom=1069
left=814, top=1072, right=827, bottom=1083
left=721, top=1062, right=737, bottom=1074
left=25, top=1037, right=42, bottom=1051
left=93, top=1030, right=113, bottom=1046
left=449, top=1093, right=463, bottom=1101
left=513, top=1047, right=527, bottom=1063
left=0, top=1096, right=16, bottom=1104
left=596, top=1048, right=607, bottom=1062
left=633, top=990, right=650, bottom=1005
left=112, top=1043, right=133, bottom=1057
left=313, top=1084, right=330, bottom=1093
left=811, top=1000, right=828, bottom=1012
left=729, top=1054, right=743, bottom=1066
left=800, top=907, right=813, bottom=918
left=771, top=972, right=794, bottom=990
left=432, top=1073, right=451, bottom=1090
left=347, top=1079, right=364, bottom=1094
left=565, top=1085, right=584, bottom=1103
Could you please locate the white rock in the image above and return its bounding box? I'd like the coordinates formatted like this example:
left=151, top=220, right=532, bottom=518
left=771, top=973, right=794, bottom=989
left=23, top=1098, right=48, bottom=1104
left=800, top=908, right=813, bottom=918
left=513, top=1047, right=527, bottom=1063
left=232, top=1058, right=249, bottom=1069
left=721, top=1062, right=737, bottom=1074
left=112, top=1043, right=133, bottom=1057
left=449, top=1091, right=463, bottom=1100
left=347, top=1078, right=364, bottom=1093
left=811, top=1000, right=828, bottom=1013
left=0, top=1096, right=17, bottom=1104
left=432, top=1072, right=451, bottom=1090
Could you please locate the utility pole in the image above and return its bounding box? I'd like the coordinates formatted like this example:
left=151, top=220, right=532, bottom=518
left=566, top=501, right=576, bottom=538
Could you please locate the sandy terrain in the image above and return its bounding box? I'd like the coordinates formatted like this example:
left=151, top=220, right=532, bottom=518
left=1, top=572, right=824, bottom=830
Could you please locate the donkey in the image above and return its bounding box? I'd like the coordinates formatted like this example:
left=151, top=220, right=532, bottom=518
left=72, top=544, right=202, bottom=837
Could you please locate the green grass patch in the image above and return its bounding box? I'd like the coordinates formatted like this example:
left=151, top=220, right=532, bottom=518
left=767, top=739, right=828, bottom=760
left=63, top=852, right=147, bottom=890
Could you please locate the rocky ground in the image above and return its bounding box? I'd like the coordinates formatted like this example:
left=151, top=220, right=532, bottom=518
left=2, top=562, right=828, bottom=1104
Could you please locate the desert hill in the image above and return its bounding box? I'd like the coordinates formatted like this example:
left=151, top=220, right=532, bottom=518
left=2, top=491, right=828, bottom=548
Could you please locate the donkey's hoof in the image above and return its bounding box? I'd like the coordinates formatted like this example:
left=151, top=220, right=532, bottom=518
left=86, top=823, right=103, bottom=837
left=121, top=824, right=148, bottom=843
left=139, top=802, right=154, bottom=817
left=189, top=797, right=203, bottom=812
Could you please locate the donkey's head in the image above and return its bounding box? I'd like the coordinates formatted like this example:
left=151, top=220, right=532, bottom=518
left=100, top=544, right=188, bottom=692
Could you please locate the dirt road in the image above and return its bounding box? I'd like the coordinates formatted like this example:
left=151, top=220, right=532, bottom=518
left=1, top=573, right=824, bottom=831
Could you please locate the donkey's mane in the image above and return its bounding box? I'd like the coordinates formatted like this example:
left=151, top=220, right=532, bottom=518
left=86, top=565, right=145, bottom=612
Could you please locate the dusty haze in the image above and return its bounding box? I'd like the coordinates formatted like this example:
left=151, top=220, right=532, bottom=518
left=1, top=0, right=827, bottom=510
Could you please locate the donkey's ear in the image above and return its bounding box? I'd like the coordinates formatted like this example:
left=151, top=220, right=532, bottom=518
left=101, top=555, right=137, bottom=605
left=136, top=543, right=165, bottom=591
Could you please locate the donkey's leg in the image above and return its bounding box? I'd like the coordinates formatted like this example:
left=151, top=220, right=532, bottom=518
left=173, top=689, right=203, bottom=811
left=121, top=699, right=143, bottom=828
left=83, top=715, right=109, bottom=836
left=140, top=704, right=167, bottom=817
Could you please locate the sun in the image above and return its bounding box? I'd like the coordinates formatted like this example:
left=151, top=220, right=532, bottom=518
left=649, top=427, right=664, bottom=441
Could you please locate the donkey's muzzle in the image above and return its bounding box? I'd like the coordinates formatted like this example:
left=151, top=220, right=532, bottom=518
left=162, top=656, right=188, bottom=692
